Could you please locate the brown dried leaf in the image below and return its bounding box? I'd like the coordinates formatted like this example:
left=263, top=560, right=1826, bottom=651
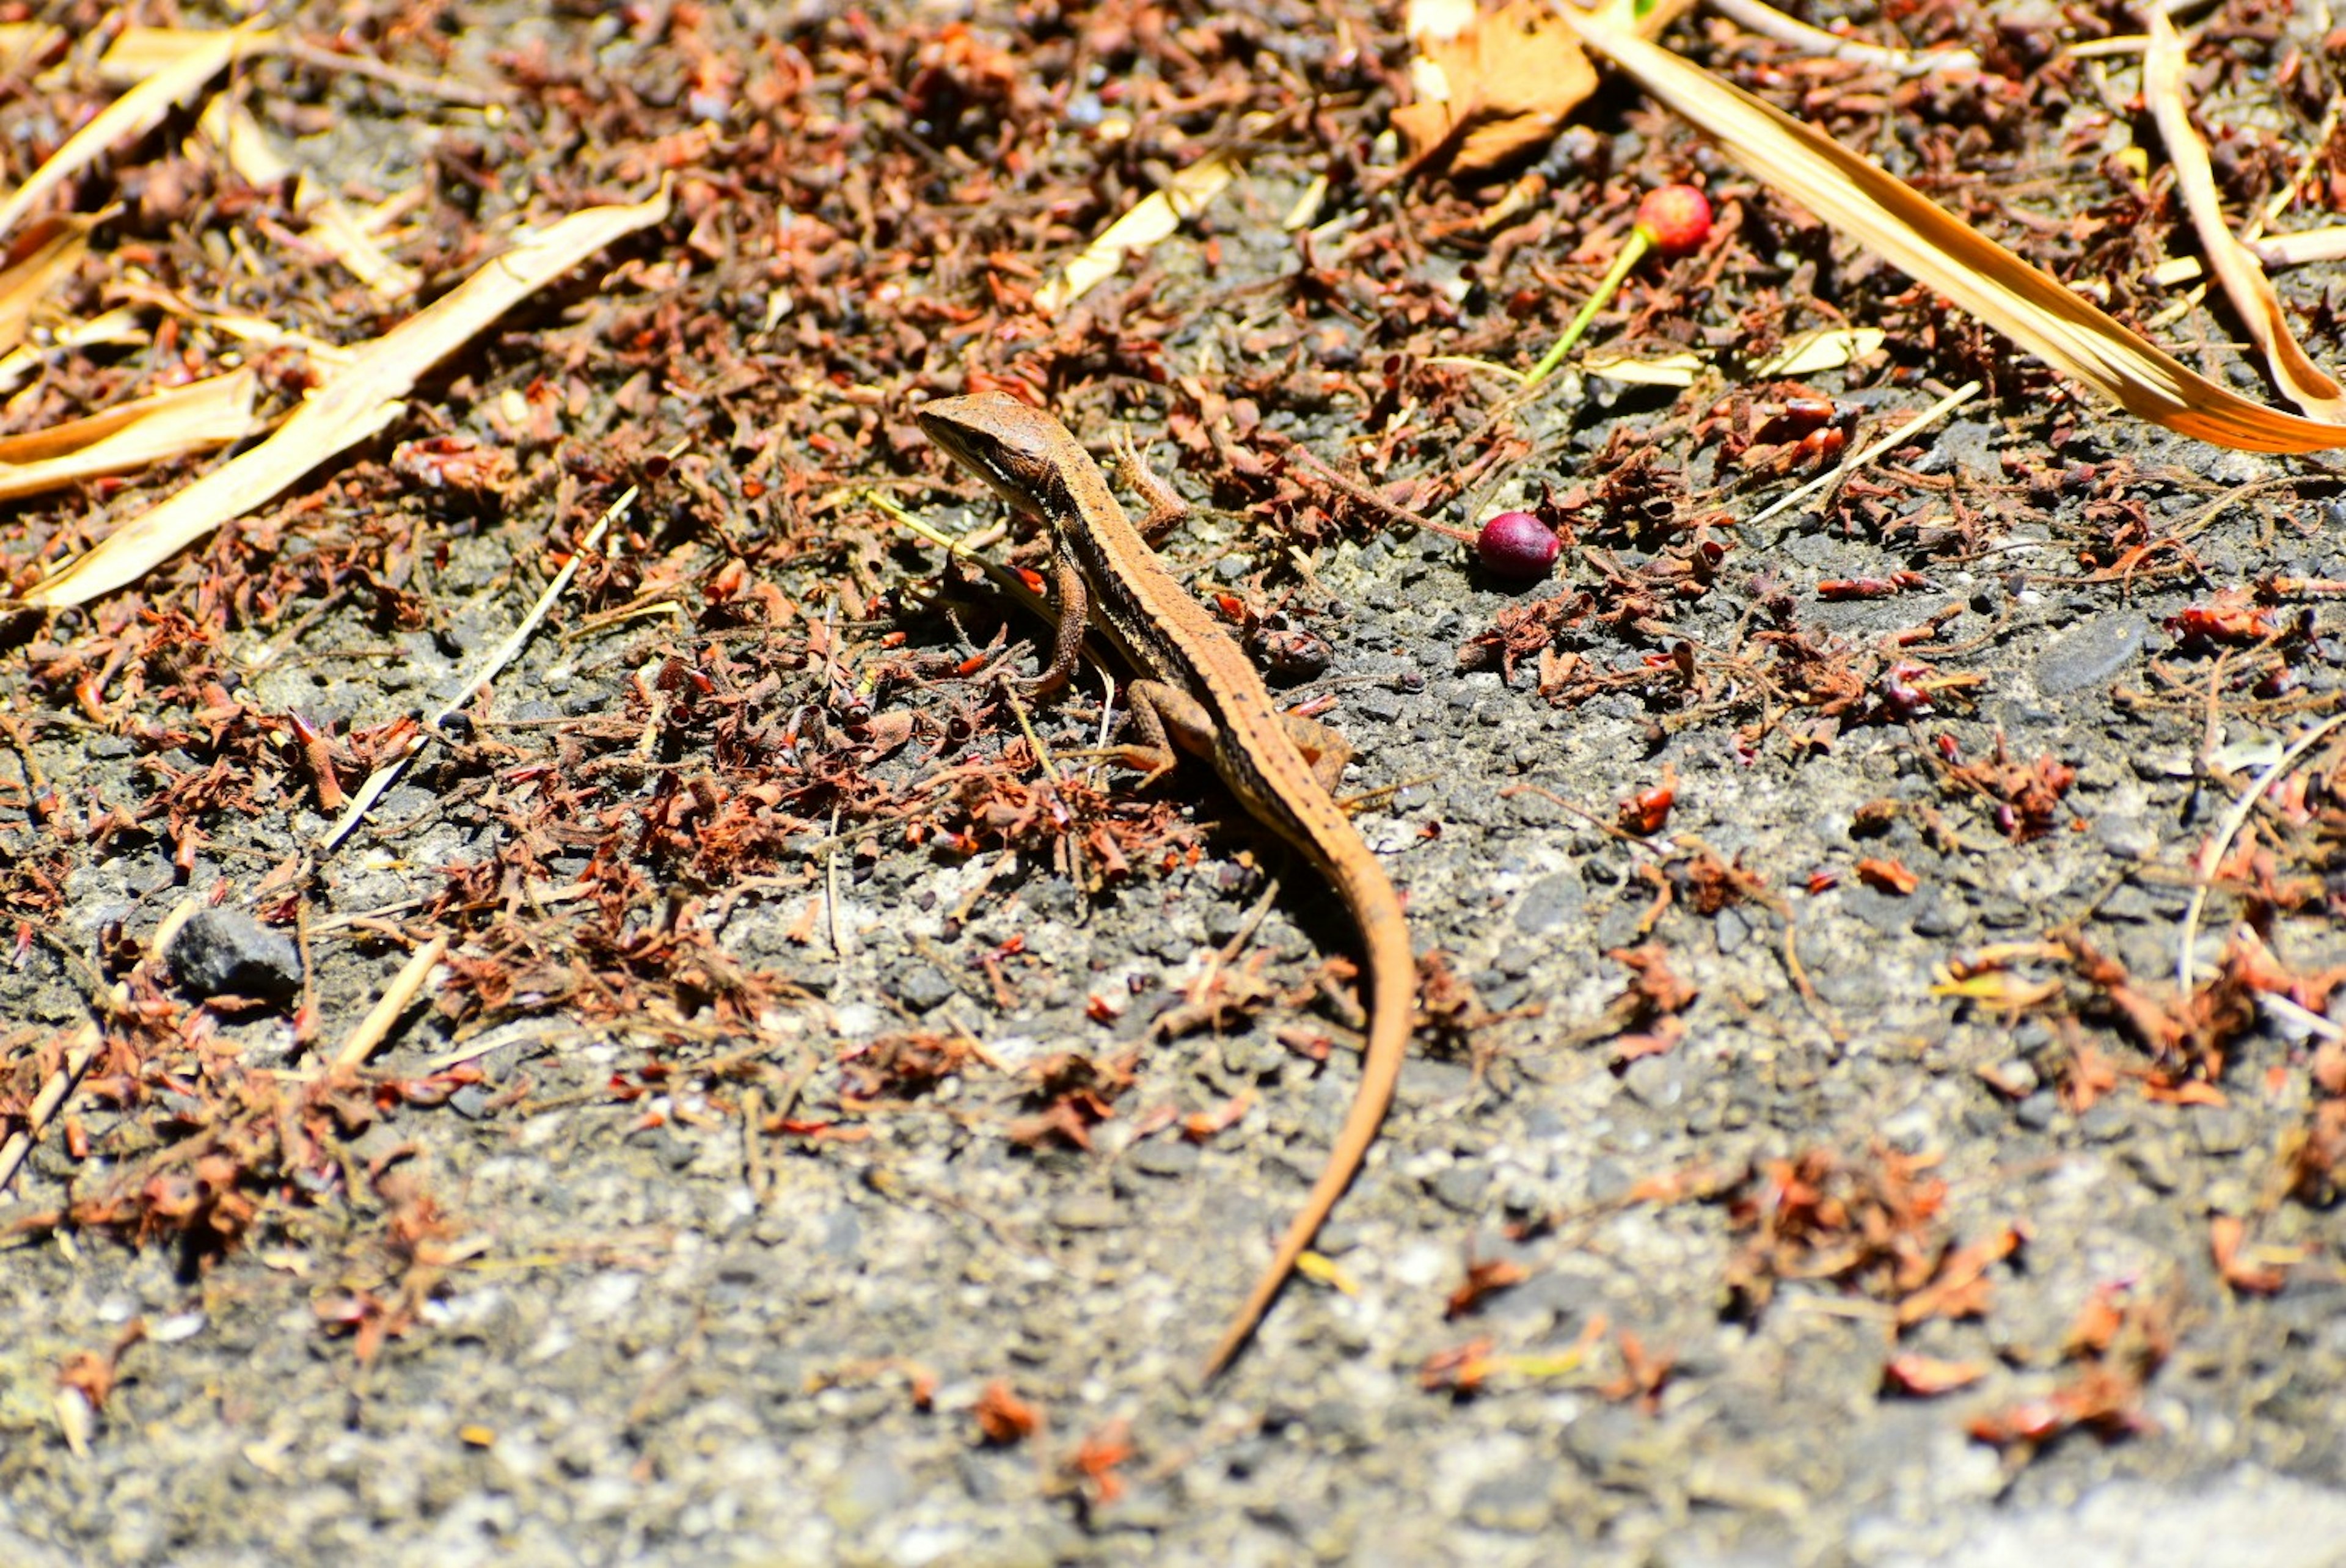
left=1394, top=0, right=1600, bottom=176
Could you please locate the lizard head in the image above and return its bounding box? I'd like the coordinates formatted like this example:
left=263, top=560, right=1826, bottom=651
left=915, top=392, right=1072, bottom=518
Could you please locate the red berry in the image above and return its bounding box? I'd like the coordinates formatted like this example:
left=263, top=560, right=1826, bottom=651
left=1635, top=184, right=1712, bottom=256
left=1475, top=511, right=1560, bottom=580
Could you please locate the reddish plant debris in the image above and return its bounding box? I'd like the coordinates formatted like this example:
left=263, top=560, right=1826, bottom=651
left=1967, top=1285, right=2175, bottom=1459
left=1599, top=1329, right=1676, bottom=1415
left=2166, top=589, right=2282, bottom=649
left=1148, top=950, right=1288, bottom=1045
left=1692, top=385, right=1858, bottom=477
left=2069, top=936, right=2257, bottom=1084
left=1850, top=799, right=1899, bottom=837
left=1004, top=1051, right=1136, bottom=1153
left=838, top=1031, right=993, bottom=1107
left=1061, top=1420, right=1136, bottom=1509
left=1934, top=733, right=2077, bottom=841
left=1881, top=1354, right=1989, bottom=1398
left=2056, top=1039, right=2122, bottom=1114
left=1720, top=1146, right=2026, bottom=1330
left=1180, top=1092, right=1254, bottom=1143
left=1445, top=1257, right=1531, bottom=1319
left=1818, top=572, right=1937, bottom=601
left=1854, top=856, right=1920, bottom=894
left=315, top=1290, right=406, bottom=1367
left=973, top=1380, right=1041, bottom=1446
left=2208, top=1214, right=2292, bottom=1296
left=1647, top=847, right=1774, bottom=922
left=1618, top=769, right=1677, bottom=836
left=56, top=1319, right=148, bottom=1415
left=1419, top=1337, right=1501, bottom=1398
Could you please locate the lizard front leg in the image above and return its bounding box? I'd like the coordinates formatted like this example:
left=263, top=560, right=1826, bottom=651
left=1027, top=543, right=1092, bottom=696
left=1111, top=427, right=1188, bottom=545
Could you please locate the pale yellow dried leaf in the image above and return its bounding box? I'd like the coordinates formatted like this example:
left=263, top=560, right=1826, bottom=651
left=1034, top=155, right=1234, bottom=316
left=0, top=307, right=144, bottom=397
left=1927, top=970, right=2061, bottom=1008
left=93, top=26, right=265, bottom=86
left=1557, top=1, right=2346, bottom=453
left=2256, top=227, right=2346, bottom=268
left=190, top=102, right=419, bottom=301
left=2144, top=13, right=2345, bottom=422
left=0, top=371, right=255, bottom=501
left=304, top=200, right=422, bottom=302
left=1405, top=0, right=1482, bottom=45
left=0, top=23, right=63, bottom=79
left=197, top=98, right=296, bottom=189
left=1281, top=175, right=1329, bottom=233
left=0, top=24, right=280, bottom=244
left=106, top=279, right=357, bottom=370
left=14, top=184, right=672, bottom=608
left=0, top=214, right=98, bottom=356
left=1755, top=327, right=1887, bottom=377
left=1573, top=326, right=1885, bottom=386
left=1583, top=349, right=1701, bottom=386
left=1292, top=1251, right=1359, bottom=1294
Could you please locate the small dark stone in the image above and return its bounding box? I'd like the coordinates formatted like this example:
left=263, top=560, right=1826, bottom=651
left=1430, top=1162, right=1493, bottom=1213
left=169, top=908, right=302, bottom=1004
left=2192, top=1108, right=2256, bottom=1156
left=1620, top=1054, right=1683, bottom=1110
left=1513, top=872, right=1585, bottom=936
left=1707, top=902, right=1748, bottom=954
left=1909, top=897, right=1962, bottom=939
left=2013, top=1090, right=2058, bottom=1131
left=1127, top=1138, right=1200, bottom=1178
left=2036, top=610, right=2149, bottom=699
left=2124, top=1141, right=2181, bottom=1194
left=2078, top=1102, right=2130, bottom=1143
left=896, top=966, right=956, bottom=1013
left=1461, top=1467, right=1555, bottom=1533
left=1843, top=885, right=1910, bottom=937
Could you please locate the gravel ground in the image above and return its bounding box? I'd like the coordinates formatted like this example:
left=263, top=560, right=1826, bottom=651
left=5, top=2, right=2346, bottom=1564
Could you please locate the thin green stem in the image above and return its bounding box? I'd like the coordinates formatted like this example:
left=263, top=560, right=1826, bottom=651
left=1523, top=230, right=1651, bottom=388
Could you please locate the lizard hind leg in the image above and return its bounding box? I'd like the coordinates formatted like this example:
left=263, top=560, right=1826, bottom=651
left=1108, top=679, right=1218, bottom=789
left=1280, top=712, right=1356, bottom=795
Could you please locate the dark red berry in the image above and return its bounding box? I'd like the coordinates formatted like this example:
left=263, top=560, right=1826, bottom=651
left=1635, top=184, right=1712, bottom=257
left=1475, top=511, right=1560, bottom=580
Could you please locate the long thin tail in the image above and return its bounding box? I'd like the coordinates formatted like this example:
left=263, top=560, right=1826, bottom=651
left=1203, top=853, right=1414, bottom=1378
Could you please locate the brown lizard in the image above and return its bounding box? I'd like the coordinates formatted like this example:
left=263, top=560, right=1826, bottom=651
left=917, top=390, right=1416, bottom=1377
